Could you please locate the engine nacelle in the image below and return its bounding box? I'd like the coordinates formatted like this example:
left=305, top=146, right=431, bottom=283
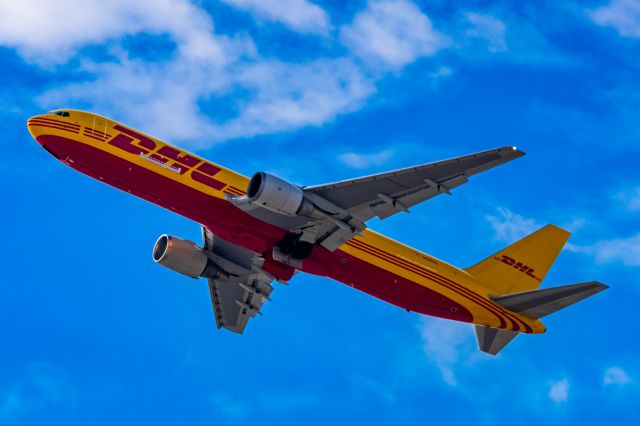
left=152, top=234, right=208, bottom=278
left=247, top=172, right=305, bottom=216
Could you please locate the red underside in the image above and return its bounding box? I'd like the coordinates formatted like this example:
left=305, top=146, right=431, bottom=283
left=38, top=135, right=472, bottom=323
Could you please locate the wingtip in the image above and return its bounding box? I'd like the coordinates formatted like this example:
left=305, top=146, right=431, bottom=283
left=593, top=281, right=610, bottom=291
left=498, top=146, right=526, bottom=159
left=509, top=146, right=526, bottom=156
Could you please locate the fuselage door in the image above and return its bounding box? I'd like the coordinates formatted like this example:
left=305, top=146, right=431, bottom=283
left=89, top=116, right=108, bottom=140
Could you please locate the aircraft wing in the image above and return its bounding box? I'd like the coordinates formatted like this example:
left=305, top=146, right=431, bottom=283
left=227, top=146, right=525, bottom=252
left=203, top=227, right=275, bottom=333
left=305, top=146, right=524, bottom=223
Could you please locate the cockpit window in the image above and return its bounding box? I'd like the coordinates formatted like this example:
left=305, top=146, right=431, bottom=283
left=51, top=111, right=70, bottom=117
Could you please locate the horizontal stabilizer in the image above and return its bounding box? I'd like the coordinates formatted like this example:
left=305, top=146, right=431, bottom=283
left=492, top=281, right=609, bottom=319
left=476, top=282, right=608, bottom=355
left=475, top=326, right=519, bottom=355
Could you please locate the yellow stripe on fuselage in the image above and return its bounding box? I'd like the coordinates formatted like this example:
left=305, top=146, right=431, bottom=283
left=28, top=110, right=545, bottom=333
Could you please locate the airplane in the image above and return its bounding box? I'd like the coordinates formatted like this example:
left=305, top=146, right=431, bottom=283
left=27, top=110, right=607, bottom=355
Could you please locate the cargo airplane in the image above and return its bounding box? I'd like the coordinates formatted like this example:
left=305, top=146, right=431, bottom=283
left=27, top=110, right=607, bottom=354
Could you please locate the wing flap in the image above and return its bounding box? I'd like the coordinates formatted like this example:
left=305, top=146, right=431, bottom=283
left=202, top=226, right=276, bottom=334
left=208, top=275, right=273, bottom=333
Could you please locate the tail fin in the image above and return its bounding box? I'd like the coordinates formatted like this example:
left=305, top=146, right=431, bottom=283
left=466, top=224, right=571, bottom=295
left=475, top=281, right=609, bottom=355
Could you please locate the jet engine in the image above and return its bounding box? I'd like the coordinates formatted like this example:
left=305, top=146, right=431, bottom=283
left=152, top=234, right=222, bottom=278
left=247, top=172, right=322, bottom=218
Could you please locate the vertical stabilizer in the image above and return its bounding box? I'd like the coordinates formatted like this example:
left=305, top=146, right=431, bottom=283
left=466, top=225, right=570, bottom=295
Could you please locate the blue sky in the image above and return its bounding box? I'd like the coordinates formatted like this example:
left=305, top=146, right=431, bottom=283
left=1, top=0, right=639, bottom=424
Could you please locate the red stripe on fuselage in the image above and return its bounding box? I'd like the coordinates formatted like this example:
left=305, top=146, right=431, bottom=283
left=28, top=118, right=80, bottom=131
left=345, top=239, right=508, bottom=327
left=83, top=129, right=112, bottom=141
left=37, top=134, right=476, bottom=324
left=346, top=239, right=531, bottom=332
left=28, top=122, right=80, bottom=135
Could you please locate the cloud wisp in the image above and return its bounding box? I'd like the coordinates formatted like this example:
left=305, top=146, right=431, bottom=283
left=221, top=0, right=332, bottom=35
left=615, top=186, right=640, bottom=211
left=340, top=0, right=449, bottom=69
left=338, top=149, right=394, bottom=169
left=603, top=366, right=632, bottom=386
left=548, top=378, right=570, bottom=404
left=485, top=207, right=541, bottom=243
left=485, top=206, right=640, bottom=268
left=589, top=0, right=640, bottom=38
left=418, top=317, right=476, bottom=386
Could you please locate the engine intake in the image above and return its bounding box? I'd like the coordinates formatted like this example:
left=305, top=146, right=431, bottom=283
left=153, top=234, right=210, bottom=278
left=247, top=172, right=323, bottom=218
left=247, top=172, right=304, bottom=215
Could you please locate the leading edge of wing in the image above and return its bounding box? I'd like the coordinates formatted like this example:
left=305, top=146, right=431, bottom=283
left=304, top=146, right=525, bottom=191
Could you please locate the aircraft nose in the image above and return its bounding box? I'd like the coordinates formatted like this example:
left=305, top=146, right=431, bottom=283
left=26, top=113, right=74, bottom=160
left=26, top=114, right=49, bottom=144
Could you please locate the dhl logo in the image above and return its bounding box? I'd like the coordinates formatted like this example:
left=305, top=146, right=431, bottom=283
left=106, top=125, right=239, bottom=194
left=495, top=255, right=541, bottom=282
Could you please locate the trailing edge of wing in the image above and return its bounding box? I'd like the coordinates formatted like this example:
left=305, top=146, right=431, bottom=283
left=202, top=226, right=276, bottom=334
left=306, top=146, right=524, bottom=192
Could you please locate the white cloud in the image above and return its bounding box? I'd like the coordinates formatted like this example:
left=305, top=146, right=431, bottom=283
left=615, top=186, right=640, bottom=211
left=464, top=12, right=508, bottom=52
left=214, top=58, right=375, bottom=141
left=0, top=0, right=224, bottom=64
left=221, top=0, right=331, bottom=35
left=39, top=41, right=374, bottom=146
left=338, top=149, right=394, bottom=169
left=6, top=0, right=377, bottom=146
left=5, top=0, right=457, bottom=146
left=485, top=208, right=640, bottom=266
left=588, top=233, right=640, bottom=266
left=486, top=207, right=541, bottom=243
left=456, top=9, right=573, bottom=67
left=589, top=0, right=640, bottom=38
left=418, top=317, right=476, bottom=386
left=341, top=0, right=448, bottom=69
left=604, top=366, right=632, bottom=386
left=548, top=378, right=569, bottom=403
